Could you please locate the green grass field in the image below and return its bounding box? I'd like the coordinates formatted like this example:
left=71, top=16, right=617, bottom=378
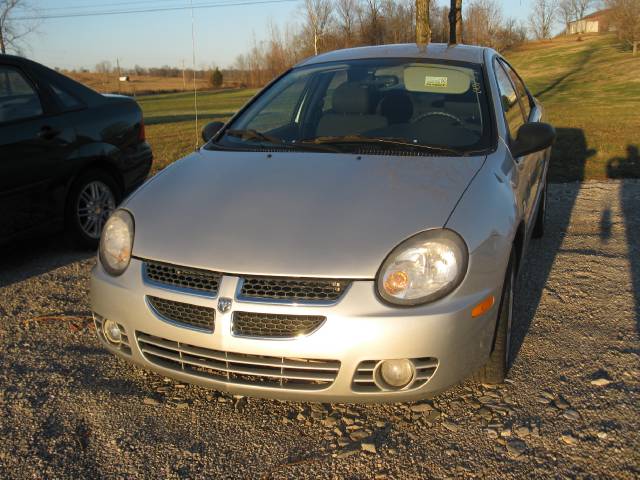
left=506, top=34, right=640, bottom=181
left=140, top=34, right=639, bottom=181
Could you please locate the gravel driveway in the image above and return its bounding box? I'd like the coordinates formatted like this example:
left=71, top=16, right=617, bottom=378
left=1, top=181, right=638, bottom=479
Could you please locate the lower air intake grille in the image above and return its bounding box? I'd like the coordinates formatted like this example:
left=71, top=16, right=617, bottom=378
left=239, top=276, right=350, bottom=303
left=147, top=296, right=215, bottom=332
left=232, top=311, right=325, bottom=338
left=144, top=260, right=221, bottom=295
left=137, top=332, right=340, bottom=390
left=351, top=358, right=438, bottom=392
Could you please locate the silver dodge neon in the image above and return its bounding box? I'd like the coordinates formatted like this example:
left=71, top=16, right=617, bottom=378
left=90, top=43, right=554, bottom=402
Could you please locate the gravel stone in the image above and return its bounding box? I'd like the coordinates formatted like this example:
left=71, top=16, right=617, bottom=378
left=0, top=182, right=638, bottom=478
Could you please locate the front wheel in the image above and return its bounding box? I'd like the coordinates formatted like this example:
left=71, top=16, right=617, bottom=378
left=66, top=170, right=120, bottom=248
left=475, top=250, right=515, bottom=384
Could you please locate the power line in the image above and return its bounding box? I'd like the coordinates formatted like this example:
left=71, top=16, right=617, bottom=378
left=13, top=0, right=299, bottom=21
left=35, top=0, right=240, bottom=13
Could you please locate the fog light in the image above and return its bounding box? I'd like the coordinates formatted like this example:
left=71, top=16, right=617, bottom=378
left=103, top=319, right=122, bottom=344
left=377, top=359, right=415, bottom=389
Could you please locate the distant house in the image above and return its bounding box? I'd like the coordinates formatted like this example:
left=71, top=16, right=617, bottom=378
left=568, top=9, right=613, bottom=34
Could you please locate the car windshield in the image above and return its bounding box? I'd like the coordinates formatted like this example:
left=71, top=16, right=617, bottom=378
left=211, top=58, right=493, bottom=155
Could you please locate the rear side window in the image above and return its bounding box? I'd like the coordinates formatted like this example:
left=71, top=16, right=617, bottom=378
left=0, top=66, right=43, bottom=123
left=494, top=61, right=524, bottom=140
left=501, top=61, right=531, bottom=121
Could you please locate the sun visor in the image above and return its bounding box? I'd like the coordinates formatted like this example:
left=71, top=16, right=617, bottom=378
left=404, top=65, right=472, bottom=94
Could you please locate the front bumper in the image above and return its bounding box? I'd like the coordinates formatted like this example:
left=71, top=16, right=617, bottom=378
left=90, top=258, right=500, bottom=403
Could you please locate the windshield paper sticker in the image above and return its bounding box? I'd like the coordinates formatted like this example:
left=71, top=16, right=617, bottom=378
left=424, top=76, right=448, bottom=88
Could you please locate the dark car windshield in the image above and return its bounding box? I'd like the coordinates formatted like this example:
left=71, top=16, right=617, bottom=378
left=211, top=58, right=493, bottom=155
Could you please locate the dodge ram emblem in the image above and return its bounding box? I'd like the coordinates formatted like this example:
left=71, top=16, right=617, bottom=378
left=217, top=297, right=232, bottom=314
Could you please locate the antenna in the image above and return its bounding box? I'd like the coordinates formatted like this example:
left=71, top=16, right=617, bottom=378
left=190, top=0, right=199, bottom=151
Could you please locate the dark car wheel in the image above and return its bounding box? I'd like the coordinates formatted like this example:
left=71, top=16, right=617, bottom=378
left=532, top=181, right=546, bottom=239
left=66, top=170, right=121, bottom=248
left=475, top=250, right=515, bottom=384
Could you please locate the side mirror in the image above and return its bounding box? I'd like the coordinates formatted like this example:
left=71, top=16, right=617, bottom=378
left=511, top=122, right=556, bottom=158
left=201, top=121, right=225, bottom=143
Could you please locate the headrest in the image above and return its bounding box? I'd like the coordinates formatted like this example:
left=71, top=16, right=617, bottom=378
left=332, top=83, right=371, bottom=114
left=380, top=91, right=414, bottom=124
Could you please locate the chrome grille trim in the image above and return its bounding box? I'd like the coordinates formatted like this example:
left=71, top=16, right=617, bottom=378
left=237, top=276, right=351, bottom=305
left=351, top=358, right=438, bottom=392
left=232, top=311, right=326, bottom=338
left=136, top=332, right=340, bottom=390
left=143, top=260, right=222, bottom=296
left=147, top=296, right=215, bottom=332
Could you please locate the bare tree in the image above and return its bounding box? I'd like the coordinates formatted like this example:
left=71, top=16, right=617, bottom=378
left=574, top=0, right=593, bottom=19
left=336, top=0, right=358, bottom=46
left=449, top=0, right=463, bottom=43
left=416, top=0, right=431, bottom=45
left=0, top=0, right=38, bottom=54
left=529, top=0, right=559, bottom=39
left=465, top=0, right=503, bottom=47
left=303, top=0, right=333, bottom=55
left=558, top=0, right=577, bottom=32
left=607, top=0, right=640, bottom=55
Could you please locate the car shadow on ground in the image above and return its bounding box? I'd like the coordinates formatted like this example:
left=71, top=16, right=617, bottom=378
left=607, top=144, right=640, bottom=338
left=0, top=234, right=94, bottom=288
left=508, top=128, right=592, bottom=366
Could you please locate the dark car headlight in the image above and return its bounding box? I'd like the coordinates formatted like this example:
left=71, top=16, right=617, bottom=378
left=377, top=229, right=468, bottom=306
left=99, top=209, right=134, bottom=276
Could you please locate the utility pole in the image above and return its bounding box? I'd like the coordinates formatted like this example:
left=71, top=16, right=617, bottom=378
left=182, top=59, right=187, bottom=90
left=116, top=57, right=121, bottom=94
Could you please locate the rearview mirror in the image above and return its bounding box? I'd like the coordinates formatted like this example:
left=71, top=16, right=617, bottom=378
left=201, top=121, right=225, bottom=143
left=511, top=122, right=556, bottom=158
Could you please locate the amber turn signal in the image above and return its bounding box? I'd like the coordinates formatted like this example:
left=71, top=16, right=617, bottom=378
left=471, top=295, right=495, bottom=318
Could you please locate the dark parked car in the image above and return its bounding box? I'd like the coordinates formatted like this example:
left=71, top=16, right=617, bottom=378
left=0, top=54, right=152, bottom=247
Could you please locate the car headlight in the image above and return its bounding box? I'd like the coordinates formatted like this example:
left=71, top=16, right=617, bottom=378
left=377, top=229, right=468, bottom=306
left=99, top=209, right=134, bottom=276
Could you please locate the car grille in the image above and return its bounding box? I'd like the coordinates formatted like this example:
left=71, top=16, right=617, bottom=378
left=147, top=296, right=215, bottom=332
left=351, top=358, right=438, bottom=392
left=94, top=313, right=131, bottom=355
left=136, top=332, right=340, bottom=390
left=238, top=276, right=350, bottom=303
left=144, top=260, right=222, bottom=295
left=232, top=311, right=325, bottom=338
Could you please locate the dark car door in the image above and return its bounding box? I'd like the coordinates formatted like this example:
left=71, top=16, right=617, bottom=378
left=0, top=63, right=75, bottom=241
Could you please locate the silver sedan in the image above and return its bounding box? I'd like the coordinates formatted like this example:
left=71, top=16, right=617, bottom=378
left=90, top=43, right=555, bottom=403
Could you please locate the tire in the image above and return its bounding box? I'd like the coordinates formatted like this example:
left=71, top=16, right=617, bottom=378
left=65, top=169, right=121, bottom=248
left=475, top=250, right=515, bottom=384
left=532, top=181, right=546, bottom=239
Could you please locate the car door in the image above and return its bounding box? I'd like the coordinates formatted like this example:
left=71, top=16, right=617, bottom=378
left=500, top=59, right=546, bottom=229
left=0, top=62, right=75, bottom=241
left=493, top=59, right=538, bottom=230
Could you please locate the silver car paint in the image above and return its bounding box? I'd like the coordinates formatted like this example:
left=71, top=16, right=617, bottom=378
left=90, top=44, right=550, bottom=402
left=125, top=151, right=486, bottom=278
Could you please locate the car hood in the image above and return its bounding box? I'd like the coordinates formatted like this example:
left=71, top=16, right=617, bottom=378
left=127, top=150, right=485, bottom=278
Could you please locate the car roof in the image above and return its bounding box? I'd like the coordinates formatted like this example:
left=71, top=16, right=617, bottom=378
left=296, top=43, right=491, bottom=68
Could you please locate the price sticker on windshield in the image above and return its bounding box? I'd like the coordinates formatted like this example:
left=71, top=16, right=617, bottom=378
left=424, top=76, right=448, bottom=88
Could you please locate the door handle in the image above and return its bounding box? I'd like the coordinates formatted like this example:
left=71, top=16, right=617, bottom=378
left=38, top=126, right=61, bottom=140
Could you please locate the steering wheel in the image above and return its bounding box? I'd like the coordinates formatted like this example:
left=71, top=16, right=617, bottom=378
left=414, top=111, right=464, bottom=126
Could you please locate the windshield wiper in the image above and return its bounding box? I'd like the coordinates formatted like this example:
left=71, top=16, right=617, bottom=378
left=224, top=129, right=341, bottom=153
left=299, top=135, right=467, bottom=156
left=225, top=129, right=283, bottom=145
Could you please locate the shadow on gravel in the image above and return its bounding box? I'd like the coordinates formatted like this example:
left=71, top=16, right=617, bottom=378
left=509, top=128, right=590, bottom=365
left=0, top=234, right=93, bottom=288
left=607, top=145, right=640, bottom=338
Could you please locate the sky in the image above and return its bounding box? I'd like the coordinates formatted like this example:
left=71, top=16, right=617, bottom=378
left=20, top=0, right=535, bottom=70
